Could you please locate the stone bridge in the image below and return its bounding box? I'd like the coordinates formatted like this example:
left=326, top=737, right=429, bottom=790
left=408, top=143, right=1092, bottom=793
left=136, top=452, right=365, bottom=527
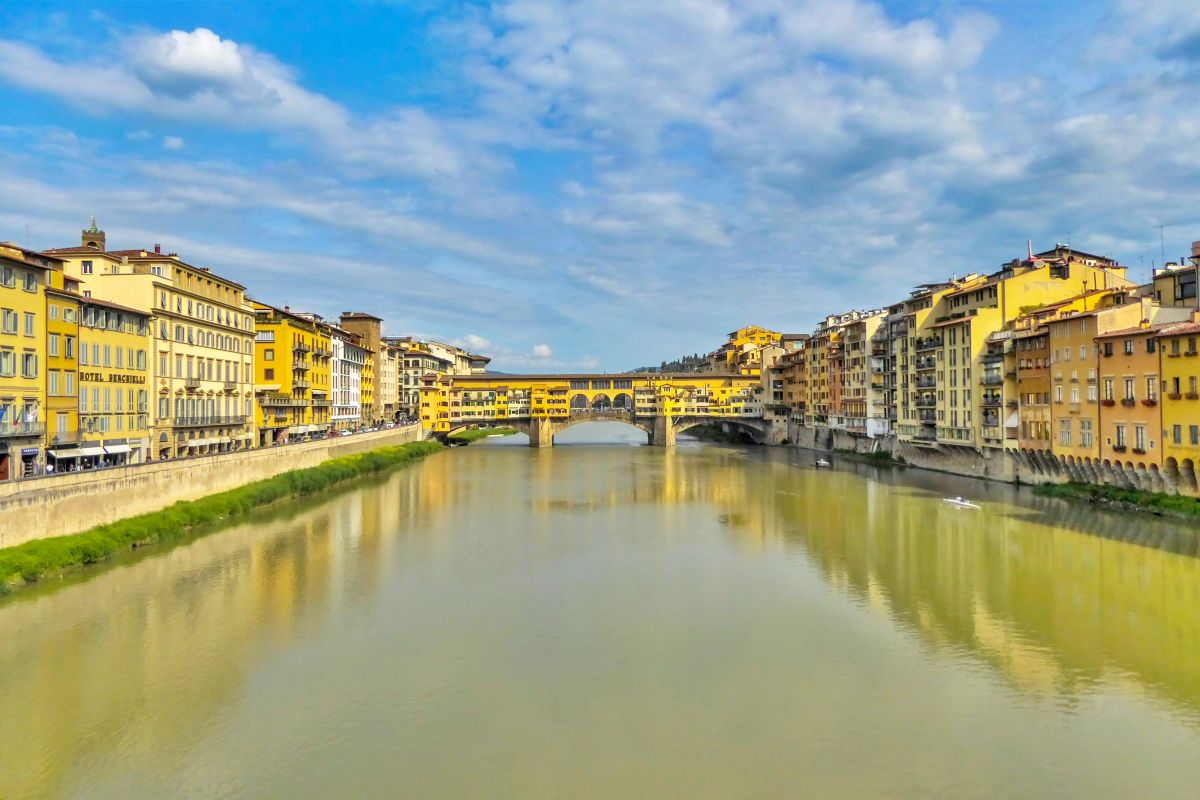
left=421, top=371, right=779, bottom=447
left=448, top=409, right=775, bottom=447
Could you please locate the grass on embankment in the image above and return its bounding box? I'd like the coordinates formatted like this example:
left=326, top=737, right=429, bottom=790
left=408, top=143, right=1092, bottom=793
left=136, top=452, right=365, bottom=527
left=0, top=440, right=444, bottom=595
left=1034, top=481, right=1200, bottom=520
left=447, top=426, right=517, bottom=443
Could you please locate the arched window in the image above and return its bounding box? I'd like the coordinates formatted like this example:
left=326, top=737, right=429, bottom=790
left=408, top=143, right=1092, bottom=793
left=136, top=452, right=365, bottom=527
left=591, top=393, right=612, bottom=410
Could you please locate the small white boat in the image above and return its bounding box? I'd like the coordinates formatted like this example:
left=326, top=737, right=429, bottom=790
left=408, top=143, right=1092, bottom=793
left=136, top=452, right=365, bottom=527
left=815, top=458, right=832, bottom=468
left=942, top=496, right=980, bottom=509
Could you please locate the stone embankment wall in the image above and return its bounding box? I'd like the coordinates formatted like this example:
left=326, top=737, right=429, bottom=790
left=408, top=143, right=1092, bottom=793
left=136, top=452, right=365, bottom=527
left=0, top=425, right=425, bottom=548
left=787, top=420, right=1200, bottom=496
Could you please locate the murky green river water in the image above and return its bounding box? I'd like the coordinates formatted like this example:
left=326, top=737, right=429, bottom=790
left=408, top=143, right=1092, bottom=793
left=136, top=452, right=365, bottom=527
left=2, top=424, right=1199, bottom=798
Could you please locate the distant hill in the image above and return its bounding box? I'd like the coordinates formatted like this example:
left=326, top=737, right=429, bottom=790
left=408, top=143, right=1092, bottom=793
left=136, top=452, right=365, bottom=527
left=628, top=353, right=708, bottom=374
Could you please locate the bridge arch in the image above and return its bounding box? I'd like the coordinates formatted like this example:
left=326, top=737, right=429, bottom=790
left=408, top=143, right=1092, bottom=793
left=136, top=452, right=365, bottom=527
left=591, top=393, right=612, bottom=410
left=570, top=394, right=588, bottom=411
left=613, top=392, right=633, bottom=410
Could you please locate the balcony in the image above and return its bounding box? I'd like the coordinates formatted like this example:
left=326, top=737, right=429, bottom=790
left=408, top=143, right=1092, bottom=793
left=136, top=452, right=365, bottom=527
left=915, top=336, right=942, bottom=352
left=981, top=394, right=1003, bottom=407
left=915, top=357, right=937, bottom=371
left=915, top=395, right=937, bottom=408
left=980, top=375, right=1003, bottom=386
left=981, top=352, right=1004, bottom=364
left=914, top=377, right=936, bottom=389
left=184, top=377, right=202, bottom=390
left=293, top=361, right=311, bottom=372
left=293, top=378, right=311, bottom=389
left=0, top=421, right=46, bottom=438
left=223, top=380, right=238, bottom=392
left=293, top=342, right=311, bottom=354
left=312, top=399, right=331, bottom=408
left=313, top=346, right=333, bottom=358
left=173, top=415, right=248, bottom=427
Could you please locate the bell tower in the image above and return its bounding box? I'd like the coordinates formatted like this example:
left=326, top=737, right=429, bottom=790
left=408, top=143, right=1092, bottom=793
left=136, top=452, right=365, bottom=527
left=82, top=216, right=106, bottom=251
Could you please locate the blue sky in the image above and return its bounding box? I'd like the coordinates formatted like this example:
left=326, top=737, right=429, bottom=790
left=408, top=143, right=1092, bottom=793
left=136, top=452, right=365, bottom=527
left=2, top=0, right=1199, bottom=371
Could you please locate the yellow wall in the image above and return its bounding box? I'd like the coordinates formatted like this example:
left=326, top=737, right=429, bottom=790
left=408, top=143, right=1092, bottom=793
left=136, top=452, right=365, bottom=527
left=1159, top=325, right=1200, bottom=468
left=251, top=303, right=332, bottom=443
left=44, top=288, right=79, bottom=451
left=78, top=301, right=152, bottom=460
left=0, top=246, right=53, bottom=478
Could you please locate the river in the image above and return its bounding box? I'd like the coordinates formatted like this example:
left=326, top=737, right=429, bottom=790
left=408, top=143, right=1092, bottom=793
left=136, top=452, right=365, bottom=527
left=1, top=423, right=1198, bottom=798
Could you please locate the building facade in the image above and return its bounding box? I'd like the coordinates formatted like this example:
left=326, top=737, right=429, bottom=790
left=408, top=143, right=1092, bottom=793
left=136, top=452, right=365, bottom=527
left=0, top=244, right=55, bottom=479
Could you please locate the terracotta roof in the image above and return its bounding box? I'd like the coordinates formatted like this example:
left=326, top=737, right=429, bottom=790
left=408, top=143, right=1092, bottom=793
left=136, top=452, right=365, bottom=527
left=1157, top=322, right=1200, bottom=337
left=1094, top=323, right=1173, bottom=339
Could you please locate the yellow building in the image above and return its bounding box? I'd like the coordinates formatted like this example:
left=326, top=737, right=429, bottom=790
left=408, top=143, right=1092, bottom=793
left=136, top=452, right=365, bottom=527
left=251, top=302, right=333, bottom=446
left=72, top=297, right=152, bottom=468
left=48, top=223, right=256, bottom=459
left=901, top=247, right=1131, bottom=450
left=43, top=264, right=81, bottom=466
left=0, top=244, right=57, bottom=480
left=708, top=325, right=783, bottom=375
left=1156, top=316, right=1200, bottom=491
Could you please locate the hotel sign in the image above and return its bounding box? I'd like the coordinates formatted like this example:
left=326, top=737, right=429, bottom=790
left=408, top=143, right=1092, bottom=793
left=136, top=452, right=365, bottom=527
left=80, top=372, right=146, bottom=385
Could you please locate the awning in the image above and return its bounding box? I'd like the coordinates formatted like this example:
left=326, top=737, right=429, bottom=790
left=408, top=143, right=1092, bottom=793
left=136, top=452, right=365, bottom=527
left=79, top=445, right=106, bottom=457
left=104, top=444, right=131, bottom=455
left=1004, top=411, right=1019, bottom=428
left=49, top=448, right=83, bottom=459
left=211, top=437, right=231, bottom=445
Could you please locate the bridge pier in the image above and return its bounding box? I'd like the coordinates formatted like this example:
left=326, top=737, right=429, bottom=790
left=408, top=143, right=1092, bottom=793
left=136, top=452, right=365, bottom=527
left=650, top=416, right=676, bottom=447
left=528, top=417, right=555, bottom=448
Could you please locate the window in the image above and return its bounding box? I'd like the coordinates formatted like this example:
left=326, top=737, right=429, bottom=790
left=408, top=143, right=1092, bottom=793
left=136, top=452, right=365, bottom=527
left=1124, top=377, right=1135, bottom=399
left=65, top=336, right=75, bottom=359
left=23, top=312, right=34, bottom=337
left=1172, top=338, right=1181, bottom=355
left=48, top=334, right=59, bottom=357
left=1059, top=419, right=1071, bottom=446
left=264, top=368, right=274, bottom=380
left=1146, top=376, right=1157, bottom=400
left=264, top=348, right=274, bottom=362
left=0, top=350, right=13, bottom=377
left=0, top=266, right=12, bottom=287
left=21, top=352, right=37, bottom=378
left=1124, top=339, right=1133, bottom=355
left=48, top=370, right=59, bottom=396
left=81, top=260, right=93, bottom=275
left=1147, top=338, right=1157, bottom=353
left=1054, top=385, right=1063, bottom=402
left=49, top=304, right=58, bottom=320
left=65, top=371, right=75, bottom=396
left=1070, top=386, right=1079, bottom=403
left=1115, top=424, right=1127, bottom=448
left=23, top=272, right=38, bottom=292
left=80, top=386, right=88, bottom=412
left=79, top=343, right=88, bottom=365
left=1087, top=384, right=1097, bottom=402
left=1174, top=424, right=1182, bottom=445
left=1080, top=419, right=1093, bottom=447
left=1080, top=345, right=1087, bottom=359
left=1135, top=425, right=1146, bottom=451
left=1192, top=425, right=1199, bottom=446
left=0, top=309, right=15, bottom=334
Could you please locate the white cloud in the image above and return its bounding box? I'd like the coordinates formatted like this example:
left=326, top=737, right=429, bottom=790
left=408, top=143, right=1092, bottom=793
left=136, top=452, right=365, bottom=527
left=162, top=135, right=184, bottom=151
left=531, top=343, right=552, bottom=358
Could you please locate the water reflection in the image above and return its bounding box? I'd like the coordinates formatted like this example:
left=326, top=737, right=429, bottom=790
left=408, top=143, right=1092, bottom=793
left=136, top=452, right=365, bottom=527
left=0, top=441, right=1197, bottom=798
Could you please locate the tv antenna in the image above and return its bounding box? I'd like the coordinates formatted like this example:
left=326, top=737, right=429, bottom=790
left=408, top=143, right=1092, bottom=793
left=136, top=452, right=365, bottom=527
left=1154, top=222, right=1174, bottom=265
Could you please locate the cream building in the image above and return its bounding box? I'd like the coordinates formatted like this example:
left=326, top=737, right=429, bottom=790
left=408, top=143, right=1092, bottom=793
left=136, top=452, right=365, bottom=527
left=48, top=224, right=256, bottom=459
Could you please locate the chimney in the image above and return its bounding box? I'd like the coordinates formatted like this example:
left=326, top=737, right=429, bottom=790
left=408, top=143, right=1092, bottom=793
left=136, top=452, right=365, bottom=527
left=154, top=243, right=161, bottom=254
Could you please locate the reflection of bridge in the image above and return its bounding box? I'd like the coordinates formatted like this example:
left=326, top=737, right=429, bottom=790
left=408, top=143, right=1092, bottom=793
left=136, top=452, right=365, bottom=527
left=419, top=372, right=777, bottom=447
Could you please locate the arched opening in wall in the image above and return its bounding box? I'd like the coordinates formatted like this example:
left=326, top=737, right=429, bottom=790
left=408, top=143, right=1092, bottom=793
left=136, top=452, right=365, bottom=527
left=1181, top=458, right=1198, bottom=493
left=1165, top=456, right=1180, bottom=479
left=570, top=394, right=588, bottom=411
left=677, top=419, right=764, bottom=445
left=591, top=393, right=612, bottom=410
left=613, top=393, right=633, bottom=410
